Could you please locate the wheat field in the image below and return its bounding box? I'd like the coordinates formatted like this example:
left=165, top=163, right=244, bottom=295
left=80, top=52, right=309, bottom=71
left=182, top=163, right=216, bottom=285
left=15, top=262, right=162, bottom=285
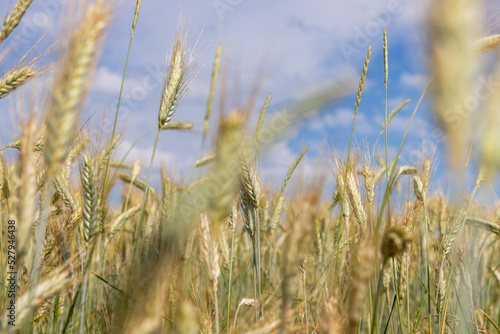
left=1, top=0, right=500, bottom=333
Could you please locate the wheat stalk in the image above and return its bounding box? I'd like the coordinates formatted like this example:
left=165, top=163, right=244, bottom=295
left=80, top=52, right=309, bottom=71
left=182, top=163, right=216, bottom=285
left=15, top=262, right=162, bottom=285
left=200, top=213, right=220, bottom=334
left=16, top=117, right=37, bottom=266
left=45, top=0, right=110, bottom=174
left=429, top=0, right=478, bottom=165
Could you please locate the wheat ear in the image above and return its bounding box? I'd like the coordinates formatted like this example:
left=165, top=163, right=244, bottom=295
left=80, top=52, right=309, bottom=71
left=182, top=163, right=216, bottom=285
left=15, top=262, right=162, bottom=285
left=81, top=154, right=100, bottom=244
left=45, top=0, right=109, bottom=174
left=0, top=67, right=36, bottom=99
left=0, top=0, right=34, bottom=44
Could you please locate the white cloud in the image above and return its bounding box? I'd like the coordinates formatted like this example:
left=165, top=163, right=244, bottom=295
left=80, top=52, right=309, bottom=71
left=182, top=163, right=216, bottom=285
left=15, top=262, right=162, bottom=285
left=309, top=108, right=375, bottom=134
left=92, top=67, right=124, bottom=95
left=400, top=72, right=427, bottom=90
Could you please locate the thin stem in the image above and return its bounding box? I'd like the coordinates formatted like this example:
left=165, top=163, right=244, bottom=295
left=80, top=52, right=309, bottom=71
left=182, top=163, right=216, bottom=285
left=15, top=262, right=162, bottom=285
left=215, top=289, right=220, bottom=334
left=102, top=12, right=139, bottom=202
left=374, top=78, right=434, bottom=244
left=384, top=50, right=392, bottom=231
left=27, top=180, right=52, bottom=333
left=392, top=258, right=403, bottom=333
left=128, top=129, right=161, bottom=288
left=227, top=232, right=235, bottom=334
left=253, top=245, right=258, bottom=321
left=303, top=274, right=309, bottom=334
left=79, top=250, right=89, bottom=334
left=255, top=208, right=263, bottom=318
left=371, top=260, right=387, bottom=334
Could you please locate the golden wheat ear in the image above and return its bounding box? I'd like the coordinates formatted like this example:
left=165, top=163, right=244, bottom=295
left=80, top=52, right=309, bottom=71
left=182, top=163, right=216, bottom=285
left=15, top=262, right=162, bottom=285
left=158, top=17, right=200, bottom=130
left=0, top=0, right=34, bottom=44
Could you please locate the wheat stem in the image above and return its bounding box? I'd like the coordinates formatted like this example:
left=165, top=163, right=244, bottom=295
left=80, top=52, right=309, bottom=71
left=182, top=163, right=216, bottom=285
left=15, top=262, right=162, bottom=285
left=102, top=0, right=143, bottom=204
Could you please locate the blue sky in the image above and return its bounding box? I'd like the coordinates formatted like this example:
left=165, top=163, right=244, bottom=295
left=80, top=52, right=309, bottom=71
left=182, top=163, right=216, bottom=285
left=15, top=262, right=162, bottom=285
left=0, top=0, right=496, bottom=200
